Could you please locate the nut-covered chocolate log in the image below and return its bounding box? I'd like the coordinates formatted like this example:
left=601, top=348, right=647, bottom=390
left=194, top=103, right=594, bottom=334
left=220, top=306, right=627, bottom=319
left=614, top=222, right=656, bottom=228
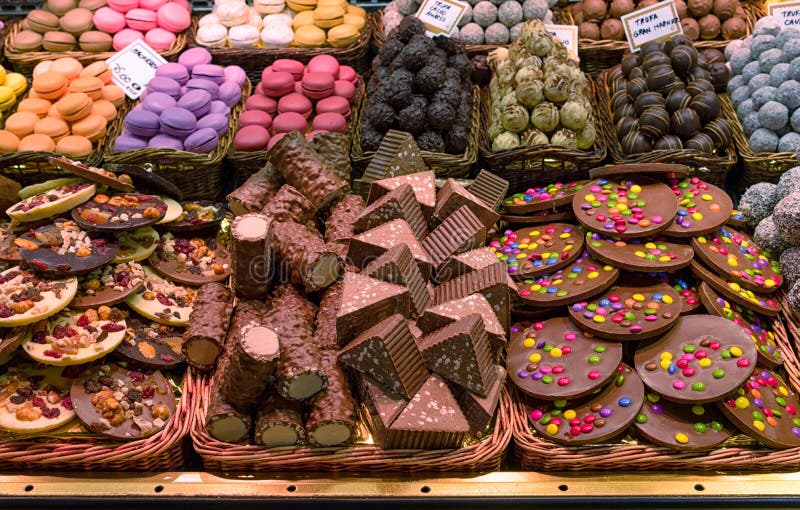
left=261, top=184, right=317, bottom=225
left=314, top=282, right=343, bottom=350
left=205, top=363, right=252, bottom=444
left=311, top=132, right=352, bottom=183
left=255, top=391, right=307, bottom=446
left=227, top=165, right=283, bottom=216
left=325, top=194, right=366, bottom=244
left=231, top=213, right=272, bottom=300
left=215, top=321, right=280, bottom=410
left=267, top=132, right=350, bottom=210
left=306, top=350, right=357, bottom=446
left=182, top=283, right=234, bottom=370
left=272, top=220, right=343, bottom=292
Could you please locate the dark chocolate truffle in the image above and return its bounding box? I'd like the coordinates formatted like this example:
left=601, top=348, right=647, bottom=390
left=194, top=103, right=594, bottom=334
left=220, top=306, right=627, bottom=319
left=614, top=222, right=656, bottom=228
left=671, top=108, right=701, bottom=138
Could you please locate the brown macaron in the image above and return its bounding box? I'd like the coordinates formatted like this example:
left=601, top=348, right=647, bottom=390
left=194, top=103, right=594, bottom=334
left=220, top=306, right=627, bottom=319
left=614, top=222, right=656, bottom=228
left=48, top=0, right=78, bottom=15
left=60, top=8, right=95, bottom=35
left=34, top=116, right=70, bottom=141
left=70, top=113, right=107, bottom=141
left=55, top=92, right=93, bottom=121
left=32, top=71, right=68, bottom=100
left=18, top=133, right=56, bottom=152
left=13, top=30, right=44, bottom=51
left=26, top=10, right=60, bottom=33
left=4, top=111, right=39, bottom=139
left=42, top=31, right=77, bottom=52
left=90, top=99, right=116, bottom=121
left=69, top=76, right=104, bottom=100
left=80, top=61, right=112, bottom=83
left=78, top=31, right=113, bottom=52
left=17, top=97, right=53, bottom=118
left=0, top=130, right=20, bottom=153
left=55, top=135, right=93, bottom=157
left=79, top=0, right=107, bottom=10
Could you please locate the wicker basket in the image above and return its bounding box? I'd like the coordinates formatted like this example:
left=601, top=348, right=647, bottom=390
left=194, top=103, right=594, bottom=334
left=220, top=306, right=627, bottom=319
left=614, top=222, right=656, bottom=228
left=103, top=80, right=251, bottom=201
left=3, top=20, right=187, bottom=78
left=597, top=68, right=737, bottom=189
left=0, top=368, right=197, bottom=471
left=187, top=17, right=372, bottom=85
left=478, top=81, right=607, bottom=192
left=192, top=373, right=513, bottom=472
left=350, top=86, right=480, bottom=179
left=563, top=2, right=763, bottom=76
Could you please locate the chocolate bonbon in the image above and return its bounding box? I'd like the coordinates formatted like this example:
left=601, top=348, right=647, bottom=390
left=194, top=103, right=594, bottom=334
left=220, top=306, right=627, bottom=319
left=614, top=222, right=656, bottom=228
left=490, top=223, right=584, bottom=278
left=354, top=183, right=428, bottom=240
left=181, top=283, right=233, bottom=370
left=433, top=179, right=500, bottom=231
left=367, top=171, right=437, bottom=217
left=455, top=365, right=505, bottom=438
left=417, top=294, right=505, bottom=358
left=336, top=272, right=410, bottom=343
left=348, top=219, right=433, bottom=277
left=585, top=232, right=695, bottom=273
left=516, top=251, right=620, bottom=307
left=434, top=262, right=511, bottom=330
left=364, top=244, right=431, bottom=318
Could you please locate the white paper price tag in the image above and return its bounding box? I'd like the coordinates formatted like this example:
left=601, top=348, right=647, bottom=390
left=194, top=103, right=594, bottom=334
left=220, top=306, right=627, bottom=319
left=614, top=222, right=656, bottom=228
left=621, top=0, right=683, bottom=52
left=544, top=24, right=579, bottom=55
left=415, top=0, right=468, bottom=36
left=769, top=0, right=800, bottom=28
left=107, top=39, right=167, bottom=100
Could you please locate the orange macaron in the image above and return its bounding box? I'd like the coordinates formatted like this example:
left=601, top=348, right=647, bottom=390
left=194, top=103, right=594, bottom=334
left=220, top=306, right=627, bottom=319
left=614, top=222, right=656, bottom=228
left=34, top=116, right=70, bottom=141
left=18, top=133, right=56, bottom=152
left=69, top=76, right=104, bottom=100
left=70, top=113, right=107, bottom=141
left=4, top=111, right=40, bottom=138
left=55, top=135, right=93, bottom=157
left=55, top=92, right=93, bottom=121
left=0, top=130, right=19, bottom=153
left=33, top=71, right=68, bottom=100
left=17, top=97, right=53, bottom=118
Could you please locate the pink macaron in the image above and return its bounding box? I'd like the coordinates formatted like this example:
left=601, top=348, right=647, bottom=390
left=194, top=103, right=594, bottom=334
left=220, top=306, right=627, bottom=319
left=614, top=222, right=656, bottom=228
left=113, top=28, right=143, bottom=50
left=93, top=6, right=126, bottom=33
left=139, top=0, right=168, bottom=9
left=125, top=8, right=157, bottom=30
left=238, top=110, right=273, bottom=130
left=234, top=125, right=270, bottom=152
left=312, top=112, right=346, bottom=133
left=266, top=132, right=287, bottom=150
left=338, top=65, right=357, bottom=83
left=316, top=95, right=350, bottom=118
left=107, top=0, right=139, bottom=13
left=145, top=28, right=175, bottom=50
left=245, top=95, right=277, bottom=114
left=272, top=112, right=307, bottom=133
left=301, top=72, right=335, bottom=100
left=156, top=2, right=190, bottom=32
left=272, top=59, right=305, bottom=81
left=334, top=80, right=356, bottom=100
left=307, top=55, right=340, bottom=78
left=261, top=71, right=295, bottom=98
left=278, top=93, right=313, bottom=118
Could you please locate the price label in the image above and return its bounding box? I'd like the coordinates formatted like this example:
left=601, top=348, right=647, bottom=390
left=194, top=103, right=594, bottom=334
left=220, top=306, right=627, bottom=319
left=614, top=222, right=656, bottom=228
left=107, top=39, right=167, bottom=100
left=769, top=0, right=800, bottom=28
left=415, top=0, right=468, bottom=36
left=544, top=24, right=579, bottom=55
left=621, top=0, right=683, bottom=52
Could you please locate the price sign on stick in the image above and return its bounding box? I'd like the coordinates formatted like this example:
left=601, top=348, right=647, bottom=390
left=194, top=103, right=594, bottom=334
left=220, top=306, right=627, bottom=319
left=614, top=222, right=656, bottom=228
left=621, top=0, right=683, bottom=52
left=107, top=39, right=167, bottom=100
left=544, top=24, right=579, bottom=56
left=415, top=0, right=468, bottom=36
left=769, top=0, right=800, bottom=28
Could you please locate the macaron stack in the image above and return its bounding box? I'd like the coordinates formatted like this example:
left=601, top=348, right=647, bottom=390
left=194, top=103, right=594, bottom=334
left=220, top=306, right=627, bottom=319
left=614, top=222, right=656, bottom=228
left=12, top=0, right=191, bottom=54
left=233, top=55, right=356, bottom=152
left=113, top=47, right=246, bottom=154
left=195, top=0, right=367, bottom=49
left=0, top=58, right=122, bottom=158
left=0, top=65, right=30, bottom=121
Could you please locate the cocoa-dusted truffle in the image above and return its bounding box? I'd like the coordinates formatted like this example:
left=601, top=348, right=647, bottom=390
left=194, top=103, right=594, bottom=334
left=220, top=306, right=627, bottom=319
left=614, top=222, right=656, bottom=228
left=396, top=103, right=427, bottom=135
left=787, top=280, right=800, bottom=314
left=601, top=19, right=625, bottom=40
left=415, top=64, right=446, bottom=94
left=582, top=0, right=607, bottom=22
left=361, top=124, right=385, bottom=152
left=776, top=166, right=800, bottom=202
left=385, top=69, right=415, bottom=109
left=365, top=100, right=397, bottom=132
left=379, top=39, right=405, bottom=64
left=417, top=131, right=445, bottom=152
left=754, top=215, right=790, bottom=258
left=449, top=53, right=473, bottom=81
left=395, top=16, right=426, bottom=42
left=445, top=126, right=469, bottom=153
left=739, top=181, right=778, bottom=228
left=579, top=22, right=600, bottom=40
left=780, top=247, right=800, bottom=287
left=699, top=14, right=721, bottom=39
left=773, top=191, right=800, bottom=245
left=400, top=40, right=430, bottom=72
left=687, top=0, right=712, bottom=17
left=610, top=0, right=634, bottom=17
left=681, top=18, right=701, bottom=41
left=427, top=101, right=456, bottom=131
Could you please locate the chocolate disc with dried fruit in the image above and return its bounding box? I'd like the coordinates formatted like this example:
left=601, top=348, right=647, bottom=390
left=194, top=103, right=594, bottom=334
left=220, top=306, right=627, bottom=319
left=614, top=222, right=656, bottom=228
left=114, top=315, right=184, bottom=369
left=72, top=193, right=167, bottom=232
left=48, top=156, right=135, bottom=193
left=572, top=177, right=678, bottom=238
left=0, top=327, right=29, bottom=365
left=529, top=363, right=644, bottom=445
left=112, top=227, right=160, bottom=264
left=156, top=197, right=183, bottom=224
left=500, top=207, right=576, bottom=226
left=71, top=261, right=146, bottom=309
left=634, top=392, right=734, bottom=451
left=18, top=177, right=82, bottom=200
left=503, top=181, right=589, bottom=214
left=692, top=226, right=783, bottom=294
left=507, top=316, right=623, bottom=400
left=0, top=229, right=21, bottom=263
left=697, top=282, right=783, bottom=368
left=15, top=220, right=118, bottom=276
left=6, top=182, right=96, bottom=223
left=635, top=314, right=758, bottom=404
left=0, top=267, right=77, bottom=327
left=662, top=177, right=733, bottom=237
left=103, top=163, right=183, bottom=199
left=589, top=163, right=691, bottom=180
left=0, top=361, right=76, bottom=433
left=516, top=251, right=620, bottom=307
left=585, top=231, right=694, bottom=273
left=126, top=266, right=196, bottom=326
left=148, top=234, right=231, bottom=286
left=490, top=224, right=584, bottom=278
left=70, top=363, right=176, bottom=441
left=21, top=307, right=127, bottom=366
left=160, top=201, right=225, bottom=232
left=690, top=260, right=781, bottom=317
left=568, top=283, right=682, bottom=341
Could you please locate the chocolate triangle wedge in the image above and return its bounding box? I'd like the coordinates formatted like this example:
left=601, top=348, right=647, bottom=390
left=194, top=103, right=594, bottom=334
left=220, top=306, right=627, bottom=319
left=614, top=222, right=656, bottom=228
left=362, top=130, right=428, bottom=182
left=436, top=247, right=505, bottom=284
left=367, top=172, right=436, bottom=217
left=434, top=262, right=510, bottom=330
left=336, top=272, right=410, bottom=343
left=423, top=205, right=487, bottom=271
left=469, top=170, right=509, bottom=212
left=433, top=178, right=500, bottom=230
left=348, top=219, right=433, bottom=278
left=417, top=293, right=505, bottom=356
left=454, top=365, right=506, bottom=437
left=364, top=244, right=431, bottom=317
left=353, top=183, right=428, bottom=240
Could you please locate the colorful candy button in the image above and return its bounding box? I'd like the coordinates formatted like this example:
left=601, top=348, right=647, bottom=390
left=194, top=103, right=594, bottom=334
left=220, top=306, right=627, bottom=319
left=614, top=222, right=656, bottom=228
left=490, top=223, right=584, bottom=278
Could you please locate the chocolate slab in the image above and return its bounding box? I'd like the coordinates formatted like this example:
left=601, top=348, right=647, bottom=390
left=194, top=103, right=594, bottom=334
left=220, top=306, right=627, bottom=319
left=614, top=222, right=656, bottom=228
left=469, top=170, right=509, bottom=212
left=503, top=181, right=589, bottom=214
left=490, top=223, right=584, bottom=278
left=161, top=201, right=225, bottom=232
left=568, top=283, right=682, bottom=341
left=507, top=316, right=623, bottom=400
left=585, top=231, right=694, bottom=273
left=717, top=368, right=800, bottom=449
left=500, top=207, right=576, bottom=226
left=49, top=156, right=135, bottom=193
left=71, top=261, right=146, bottom=308
left=424, top=206, right=487, bottom=271
left=348, top=219, right=433, bottom=277
left=689, top=260, right=781, bottom=316
left=17, top=222, right=118, bottom=276
left=72, top=194, right=168, bottom=232
left=634, top=391, right=733, bottom=451
left=367, top=172, right=437, bottom=218
left=114, top=315, right=184, bottom=369
left=697, top=282, right=783, bottom=368
left=454, top=365, right=505, bottom=437
left=364, top=244, right=431, bottom=318
left=336, top=272, right=410, bottom=344
left=635, top=314, right=758, bottom=404
left=149, top=235, right=232, bottom=286
left=353, top=183, right=428, bottom=240
left=113, top=227, right=159, bottom=263
left=103, top=162, right=183, bottom=199
left=573, top=177, right=678, bottom=238
left=0, top=326, right=29, bottom=365
left=433, top=179, right=500, bottom=230
left=662, top=177, right=733, bottom=237
left=517, top=251, right=620, bottom=307
left=71, top=364, right=176, bottom=441
left=588, top=163, right=691, bottom=179
left=529, top=363, right=644, bottom=445
left=434, top=262, right=511, bottom=330
left=691, top=226, right=783, bottom=294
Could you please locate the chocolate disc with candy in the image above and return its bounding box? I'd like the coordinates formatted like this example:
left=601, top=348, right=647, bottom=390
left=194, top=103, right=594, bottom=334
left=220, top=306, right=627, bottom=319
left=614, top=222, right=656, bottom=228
left=697, top=282, right=783, bottom=368
left=690, top=260, right=781, bottom=317
left=692, top=227, right=783, bottom=294
left=113, top=227, right=160, bottom=264
left=662, top=177, right=733, bottom=237
left=72, top=194, right=167, bottom=232
left=148, top=234, right=232, bottom=286
left=503, top=181, right=589, bottom=214
left=635, top=314, right=758, bottom=404
left=528, top=363, right=644, bottom=445
left=648, top=271, right=701, bottom=315
left=500, top=207, right=576, bottom=226
left=634, top=392, right=734, bottom=451
left=717, top=368, right=800, bottom=449
left=589, top=163, right=691, bottom=180
left=727, top=209, right=747, bottom=229
left=573, top=177, right=678, bottom=238
left=585, top=231, right=694, bottom=273
left=490, top=224, right=584, bottom=278
left=115, top=315, right=184, bottom=369
left=507, top=316, right=623, bottom=401
left=15, top=220, right=118, bottom=276
left=71, top=261, right=146, bottom=309
left=516, top=251, right=620, bottom=307
left=568, top=283, right=682, bottom=341
left=160, top=201, right=225, bottom=232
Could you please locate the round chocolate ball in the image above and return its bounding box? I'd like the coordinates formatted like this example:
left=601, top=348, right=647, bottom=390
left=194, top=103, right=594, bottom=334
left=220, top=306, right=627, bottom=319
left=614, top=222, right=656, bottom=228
left=626, top=77, right=648, bottom=99
left=690, top=90, right=721, bottom=122
left=670, top=45, right=697, bottom=76
left=654, top=134, right=684, bottom=150
left=709, top=62, right=730, bottom=92
left=646, top=65, right=677, bottom=93
left=614, top=103, right=636, bottom=123
left=685, top=132, right=715, bottom=152
left=621, top=130, right=653, bottom=154
left=640, top=40, right=665, bottom=57
left=640, top=106, right=671, bottom=138
left=628, top=66, right=645, bottom=80
left=666, top=88, right=692, bottom=113
left=686, top=78, right=715, bottom=96
left=611, top=89, right=632, bottom=112
left=690, top=66, right=712, bottom=82
left=634, top=91, right=666, bottom=115
left=703, top=117, right=733, bottom=148
left=701, top=48, right=725, bottom=64
left=616, top=116, right=639, bottom=138
left=621, top=53, right=642, bottom=78
left=643, top=51, right=670, bottom=70
left=671, top=108, right=701, bottom=138
left=670, top=34, right=693, bottom=48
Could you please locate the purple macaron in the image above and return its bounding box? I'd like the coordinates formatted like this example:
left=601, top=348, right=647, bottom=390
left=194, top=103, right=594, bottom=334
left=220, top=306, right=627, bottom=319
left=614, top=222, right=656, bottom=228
left=184, top=127, right=219, bottom=153
left=197, top=113, right=229, bottom=136
left=191, top=64, right=226, bottom=85
left=147, top=76, right=182, bottom=99
left=142, top=92, right=177, bottom=115
left=159, top=107, right=197, bottom=137
left=124, top=109, right=160, bottom=137
left=218, top=82, right=242, bottom=108
left=114, top=132, right=149, bottom=151
left=178, top=47, right=212, bottom=72
left=177, top=89, right=212, bottom=118
left=185, top=78, right=219, bottom=101
left=148, top=134, right=185, bottom=150
left=156, top=62, right=190, bottom=86
left=209, top=100, right=231, bottom=117
left=224, top=65, right=247, bottom=88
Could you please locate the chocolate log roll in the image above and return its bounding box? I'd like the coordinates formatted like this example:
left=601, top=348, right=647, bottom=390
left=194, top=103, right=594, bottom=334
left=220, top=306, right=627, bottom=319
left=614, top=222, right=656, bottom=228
left=255, top=392, right=307, bottom=446
left=227, top=164, right=283, bottom=216
left=182, top=283, right=234, bottom=370
left=231, top=213, right=272, bottom=300
left=272, top=220, right=342, bottom=292
left=267, top=131, right=349, bottom=210
left=305, top=350, right=357, bottom=446
left=324, top=194, right=366, bottom=244
left=206, top=365, right=252, bottom=444
left=313, top=282, right=342, bottom=350
left=216, top=321, right=280, bottom=410
left=261, top=184, right=317, bottom=225
left=311, top=132, right=351, bottom=183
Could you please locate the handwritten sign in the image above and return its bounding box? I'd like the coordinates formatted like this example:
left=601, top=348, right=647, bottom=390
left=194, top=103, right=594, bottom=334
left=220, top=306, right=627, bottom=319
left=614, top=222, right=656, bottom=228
left=621, top=0, right=683, bottom=52
left=106, top=39, right=166, bottom=99
left=415, top=0, right=468, bottom=36
left=544, top=24, right=579, bottom=55
left=769, top=0, right=800, bottom=28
